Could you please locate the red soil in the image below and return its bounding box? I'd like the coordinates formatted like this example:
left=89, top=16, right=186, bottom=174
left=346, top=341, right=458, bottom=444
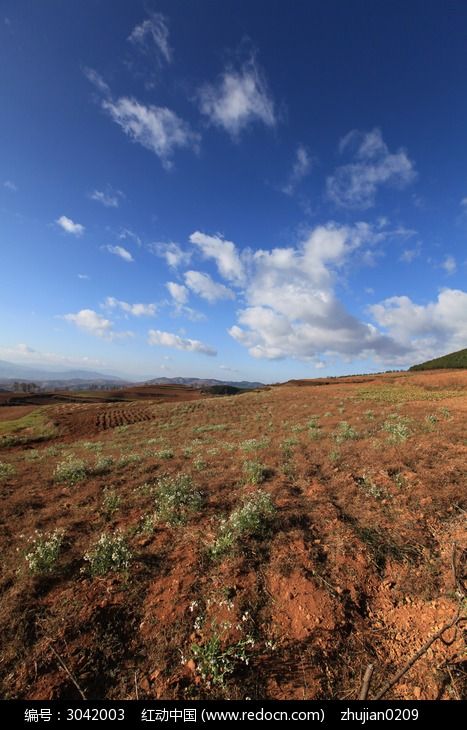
left=0, top=371, right=465, bottom=701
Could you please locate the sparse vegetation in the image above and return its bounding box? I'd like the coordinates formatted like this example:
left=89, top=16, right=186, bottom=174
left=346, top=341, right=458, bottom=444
left=333, top=421, right=358, bottom=443
left=209, top=490, right=276, bottom=560
left=23, top=529, right=65, bottom=575
left=83, top=531, right=132, bottom=576
left=242, top=459, right=268, bottom=484
left=101, top=487, right=121, bottom=519
left=382, top=415, right=411, bottom=443
left=190, top=632, right=255, bottom=688
left=0, top=460, right=15, bottom=480
left=54, top=456, right=89, bottom=485
left=153, top=473, right=202, bottom=526
left=1, top=369, right=465, bottom=701
left=156, top=448, right=174, bottom=460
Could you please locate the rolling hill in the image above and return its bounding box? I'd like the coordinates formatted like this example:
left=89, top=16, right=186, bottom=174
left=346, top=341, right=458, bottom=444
left=409, top=347, right=467, bottom=371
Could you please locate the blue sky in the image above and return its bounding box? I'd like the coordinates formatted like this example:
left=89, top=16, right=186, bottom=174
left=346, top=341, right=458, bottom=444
left=1, top=0, right=466, bottom=381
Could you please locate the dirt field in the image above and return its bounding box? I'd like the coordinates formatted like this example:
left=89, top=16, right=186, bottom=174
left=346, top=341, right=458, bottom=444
left=0, top=372, right=465, bottom=700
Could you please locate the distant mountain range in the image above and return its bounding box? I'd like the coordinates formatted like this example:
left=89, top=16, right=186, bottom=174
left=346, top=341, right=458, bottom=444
left=0, top=360, right=125, bottom=383
left=409, top=347, right=467, bottom=371
left=0, top=361, right=264, bottom=391
left=144, top=377, right=265, bottom=389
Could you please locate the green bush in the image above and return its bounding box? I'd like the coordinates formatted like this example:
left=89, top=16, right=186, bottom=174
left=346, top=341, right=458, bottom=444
left=191, top=634, right=254, bottom=687
left=333, top=421, right=358, bottom=443
left=101, top=487, right=121, bottom=519
left=24, top=529, right=65, bottom=574
left=83, top=531, right=132, bottom=576
left=156, top=448, right=174, bottom=460
left=93, top=456, right=115, bottom=474
left=54, top=456, right=88, bottom=485
left=154, top=474, right=202, bottom=526
left=209, top=491, right=276, bottom=560
left=382, top=415, right=411, bottom=443
left=242, top=459, right=267, bottom=485
left=0, top=461, right=15, bottom=480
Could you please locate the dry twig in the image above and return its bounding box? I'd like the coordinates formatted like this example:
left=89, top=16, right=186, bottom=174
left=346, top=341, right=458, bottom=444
left=359, top=663, right=374, bottom=700
left=48, top=641, right=87, bottom=700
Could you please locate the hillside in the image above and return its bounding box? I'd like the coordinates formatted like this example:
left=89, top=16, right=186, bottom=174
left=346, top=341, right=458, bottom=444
left=145, top=377, right=265, bottom=389
left=409, top=348, right=467, bottom=371
left=0, top=368, right=465, bottom=700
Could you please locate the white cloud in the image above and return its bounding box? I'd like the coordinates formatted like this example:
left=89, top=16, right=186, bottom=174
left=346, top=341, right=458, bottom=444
left=0, top=343, right=105, bottom=369
left=184, top=270, right=235, bottom=302
left=83, top=67, right=111, bottom=96
left=56, top=215, right=85, bottom=236
left=187, top=224, right=408, bottom=363
left=119, top=228, right=142, bottom=246
left=90, top=187, right=124, bottom=208
left=198, top=57, right=276, bottom=137
left=128, top=12, right=172, bottom=65
left=370, top=288, right=467, bottom=363
left=282, top=145, right=312, bottom=195
left=105, top=245, right=134, bottom=262
left=3, top=180, right=17, bottom=192
left=460, top=197, right=467, bottom=208
left=101, top=96, right=199, bottom=169
left=166, top=282, right=189, bottom=306
left=327, top=128, right=416, bottom=209
left=62, top=309, right=133, bottom=341
left=78, top=274, right=90, bottom=280
left=150, top=241, right=191, bottom=268
left=400, top=245, right=421, bottom=263
left=441, top=255, right=457, bottom=274
left=104, top=297, right=157, bottom=316
left=189, top=231, right=245, bottom=283
left=148, top=329, right=216, bottom=356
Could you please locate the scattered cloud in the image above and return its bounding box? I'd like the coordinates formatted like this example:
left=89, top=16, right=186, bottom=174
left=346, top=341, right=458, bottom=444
left=90, top=187, right=124, bottom=208
left=166, top=282, right=189, bottom=306
left=78, top=274, right=90, bottom=280
left=441, top=255, right=457, bottom=275
left=119, top=228, right=142, bottom=246
left=187, top=224, right=410, bottom=363
left=189, top=231, right=245, bottom=283
left=102, top=96, right=199, bottom=169
left=150, top=241, right=191, bottom=268
left=219, top=364, right=239, bottom=373
left=370, top=288, right=467, bottom=363
left=104, top=245, right=134, bottom=262
left=198, top=56, right=276, bottom=137
left=83, top=67, right=111, bottom=96
left=327, top=128, right=416, bottom=209
left=0, top=343, right=105, bottom=369
left=56, top=215, right=85, bottom=236
left=62, top=309, right=133, bottom=340
left=103, top=297, right=157, bottom=316
left=3, top=180, right=17, bottom=192
left=128, top=12, right=172, bottom=65
left=184, top=270, right=235, bottom=302
left=148, top=329, right=216, bottom=356
left=281, top=145, right=312, bottom=195
left=85, top=68, right=199, bottom=169
left=399, top=243, right=421, bottom=263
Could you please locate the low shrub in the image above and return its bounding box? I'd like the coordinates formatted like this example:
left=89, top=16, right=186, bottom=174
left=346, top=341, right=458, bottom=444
left=83, top=531, right=132, bottom=576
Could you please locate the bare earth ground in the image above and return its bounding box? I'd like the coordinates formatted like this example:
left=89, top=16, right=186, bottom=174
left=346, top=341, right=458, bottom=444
left=0, top=371, right=465, bottom=700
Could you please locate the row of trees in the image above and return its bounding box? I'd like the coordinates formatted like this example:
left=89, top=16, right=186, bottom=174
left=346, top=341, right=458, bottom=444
left=12, top=382, right=41, bottom=393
